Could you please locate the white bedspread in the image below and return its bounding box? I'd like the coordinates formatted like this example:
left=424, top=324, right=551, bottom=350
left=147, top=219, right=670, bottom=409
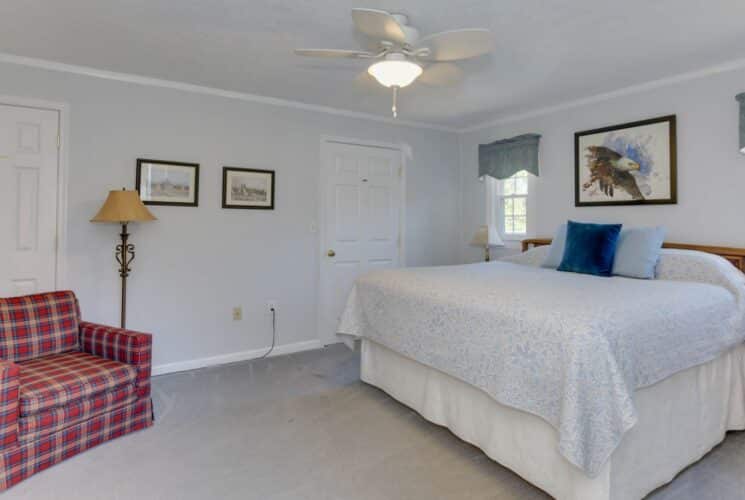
left=338, top=249, right=745, bottom=476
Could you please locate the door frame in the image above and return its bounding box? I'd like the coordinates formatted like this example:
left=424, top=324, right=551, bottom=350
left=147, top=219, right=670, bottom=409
left=317, top=136, right=408, bottom=346
left=0, top=95, right=71, bottom=291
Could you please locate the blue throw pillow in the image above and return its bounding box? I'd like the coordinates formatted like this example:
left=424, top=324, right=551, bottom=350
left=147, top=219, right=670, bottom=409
left=541, top=224, right=567, bottom=269
left=612, top=227, right=666, bottom=279
left=557, top=221, right=622, bottom=277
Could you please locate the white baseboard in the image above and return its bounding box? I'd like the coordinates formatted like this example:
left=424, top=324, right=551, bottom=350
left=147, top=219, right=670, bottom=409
left=151, top=339, right=323, bottom=376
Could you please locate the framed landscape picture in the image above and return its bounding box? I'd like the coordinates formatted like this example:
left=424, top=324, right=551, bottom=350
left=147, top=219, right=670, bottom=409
left=575, top=115, right=676, bottom=206
left=136, top=159, right=199, bottom=207
left=222, top=167, right=275, bottom=210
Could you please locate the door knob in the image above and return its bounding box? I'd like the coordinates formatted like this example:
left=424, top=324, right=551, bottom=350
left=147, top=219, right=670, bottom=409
left=327, top=249, right=336, bottom=257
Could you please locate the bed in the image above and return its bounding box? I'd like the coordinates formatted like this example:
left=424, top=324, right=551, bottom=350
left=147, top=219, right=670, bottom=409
left=338, top=240, right=745, bottom=500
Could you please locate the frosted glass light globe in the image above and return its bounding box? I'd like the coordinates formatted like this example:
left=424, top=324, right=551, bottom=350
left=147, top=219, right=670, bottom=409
left=368, top=57, right=422, bottom=88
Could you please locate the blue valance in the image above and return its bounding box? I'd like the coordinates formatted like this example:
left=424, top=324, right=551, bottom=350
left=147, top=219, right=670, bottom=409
left=737, top=93, right=745, bottom=153
left=478, top=133, right=541, bottom=179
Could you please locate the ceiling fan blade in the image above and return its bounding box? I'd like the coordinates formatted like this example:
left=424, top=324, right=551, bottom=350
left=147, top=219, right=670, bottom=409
left=418, top=63, right=463, bottom=87
left=351, top=8, right=406, bottom=44
left=294, top=48, right=374, bottom=59
left=416, top=29, right=493, bottom=61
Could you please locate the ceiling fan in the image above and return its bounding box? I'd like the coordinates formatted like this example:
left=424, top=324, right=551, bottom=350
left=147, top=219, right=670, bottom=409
left=294, top=8, right=493, bottom=118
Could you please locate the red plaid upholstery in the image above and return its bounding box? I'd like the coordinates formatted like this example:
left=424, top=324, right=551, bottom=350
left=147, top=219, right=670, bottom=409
left=80, top=321, right=152, bottom=398
left=19, top=385, right=136, bottom=442
left=18, top=351, right=136, bottom=416
left=0, top=291, right=153, bottom=491
left=0, top=398, right=152, bottom=490
left=0, top=291, right=80, bottom=362
left=0, top=362, right=20, bottom=450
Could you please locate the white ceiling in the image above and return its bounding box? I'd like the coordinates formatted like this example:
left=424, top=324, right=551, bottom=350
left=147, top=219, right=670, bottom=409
left=2, top=0, right=745, bottom=129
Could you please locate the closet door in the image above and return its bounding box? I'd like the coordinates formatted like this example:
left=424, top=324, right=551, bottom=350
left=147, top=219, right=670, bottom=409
left=319, top=141, right=402, bottom=345
left=0, top=104, right=60, bottom=296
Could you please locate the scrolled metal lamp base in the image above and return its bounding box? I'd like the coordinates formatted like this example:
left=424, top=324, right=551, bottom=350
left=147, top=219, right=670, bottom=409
left=115, top=223, right=136, bottom=328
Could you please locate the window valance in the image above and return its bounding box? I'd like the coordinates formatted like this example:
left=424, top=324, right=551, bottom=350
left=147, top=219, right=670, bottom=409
left=478, top=133, right=541, bottom=179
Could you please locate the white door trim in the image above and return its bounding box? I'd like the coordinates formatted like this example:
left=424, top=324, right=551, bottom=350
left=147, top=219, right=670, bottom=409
left=0, top=95, right=70, bottom=291
left=317, top=136, right=408, bottom=346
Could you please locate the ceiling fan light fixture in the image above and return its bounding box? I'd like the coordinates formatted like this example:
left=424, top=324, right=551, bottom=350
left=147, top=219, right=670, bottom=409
left=294, top=9, right=494, bottom=119
left=368, top=56, right=422, bottom=88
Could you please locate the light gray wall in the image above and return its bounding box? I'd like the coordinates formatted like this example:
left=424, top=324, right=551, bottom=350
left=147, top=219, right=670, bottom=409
left=0, top=62, right=461, bottom=370
left=459, top=66, right=745, bottom=263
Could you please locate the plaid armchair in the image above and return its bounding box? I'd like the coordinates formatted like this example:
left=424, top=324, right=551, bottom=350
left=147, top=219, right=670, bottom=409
left=0, top=290, right=153, bottom=490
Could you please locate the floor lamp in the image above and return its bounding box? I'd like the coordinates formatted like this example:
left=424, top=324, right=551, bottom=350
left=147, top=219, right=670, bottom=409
left=91, top=189, right=156, bottom=328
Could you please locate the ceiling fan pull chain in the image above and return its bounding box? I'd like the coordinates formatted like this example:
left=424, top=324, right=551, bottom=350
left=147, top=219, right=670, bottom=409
left=392, top=85, right=399, bottom=118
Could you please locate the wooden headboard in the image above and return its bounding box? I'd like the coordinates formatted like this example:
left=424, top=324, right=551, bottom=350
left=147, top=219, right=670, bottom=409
left=521, top=238, right=745, bottom=272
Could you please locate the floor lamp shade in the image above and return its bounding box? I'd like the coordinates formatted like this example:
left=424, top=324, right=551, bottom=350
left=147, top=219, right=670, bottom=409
left=91, top=189, right=155, bottom=328
left=91, top=190, right=156, bottom=223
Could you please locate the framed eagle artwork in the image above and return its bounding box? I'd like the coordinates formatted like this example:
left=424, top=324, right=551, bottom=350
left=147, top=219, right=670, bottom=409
left=574, top=115, right=677, bottom=206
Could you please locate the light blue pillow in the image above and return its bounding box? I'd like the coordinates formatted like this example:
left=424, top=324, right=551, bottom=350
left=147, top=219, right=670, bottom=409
left=612, top=227, right=666, bottom=279
left=541, top=224, right=567, bottom=268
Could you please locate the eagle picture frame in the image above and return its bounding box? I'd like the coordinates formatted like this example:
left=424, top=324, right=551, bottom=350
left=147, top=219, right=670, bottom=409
left=574, top=115, right=677, bottom=207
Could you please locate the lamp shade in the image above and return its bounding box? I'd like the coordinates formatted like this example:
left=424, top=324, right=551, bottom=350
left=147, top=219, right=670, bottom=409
left=91, top=189, right=157, bottom=223
left=470, top=225, right=504, bottom=247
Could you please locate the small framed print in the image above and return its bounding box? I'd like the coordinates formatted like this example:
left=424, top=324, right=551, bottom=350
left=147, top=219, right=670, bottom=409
left=136, top=159, right=199, bottom=207
left=222, top=167, right=275, bottom=210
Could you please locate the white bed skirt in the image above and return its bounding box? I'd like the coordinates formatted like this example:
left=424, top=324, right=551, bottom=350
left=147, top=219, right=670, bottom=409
left=360, top=339, right=745, bottom=500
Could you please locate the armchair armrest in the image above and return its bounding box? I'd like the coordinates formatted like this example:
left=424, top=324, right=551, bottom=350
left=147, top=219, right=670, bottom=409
left=79, top=322, right=152, bottom=398
left=0, top=361, right=20, bottom=449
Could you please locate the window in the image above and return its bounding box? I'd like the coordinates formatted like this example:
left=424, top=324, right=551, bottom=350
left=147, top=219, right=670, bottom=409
left=486, top=170, right=535, bottom=241
left=500, top=170, right=529, bottom=236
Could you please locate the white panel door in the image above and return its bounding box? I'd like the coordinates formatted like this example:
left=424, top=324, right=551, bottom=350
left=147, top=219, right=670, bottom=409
left=319, top=142, right=402, bottom=345
left=0, top=105, right=60, bottom=296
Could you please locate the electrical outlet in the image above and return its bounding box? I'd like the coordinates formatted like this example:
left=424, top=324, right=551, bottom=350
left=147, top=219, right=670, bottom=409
left=266, top=300, right=278, bottom=313
left=232, top=307, right=242, bottom=321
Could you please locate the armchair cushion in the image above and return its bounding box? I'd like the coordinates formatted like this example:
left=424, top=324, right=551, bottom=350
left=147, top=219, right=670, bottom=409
left=18, top=352, right=136, bottom=416
left=0, top=291, right=80, bottom=362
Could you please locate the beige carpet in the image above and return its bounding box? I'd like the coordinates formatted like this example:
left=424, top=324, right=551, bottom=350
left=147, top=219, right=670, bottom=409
left=4, top=345, right=744, bottom=499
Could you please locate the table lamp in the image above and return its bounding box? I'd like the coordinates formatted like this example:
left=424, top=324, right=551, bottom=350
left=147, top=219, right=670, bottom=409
left=91, top=189, right=156, bottom=328
left=470, top=225, right=503, bottom=262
